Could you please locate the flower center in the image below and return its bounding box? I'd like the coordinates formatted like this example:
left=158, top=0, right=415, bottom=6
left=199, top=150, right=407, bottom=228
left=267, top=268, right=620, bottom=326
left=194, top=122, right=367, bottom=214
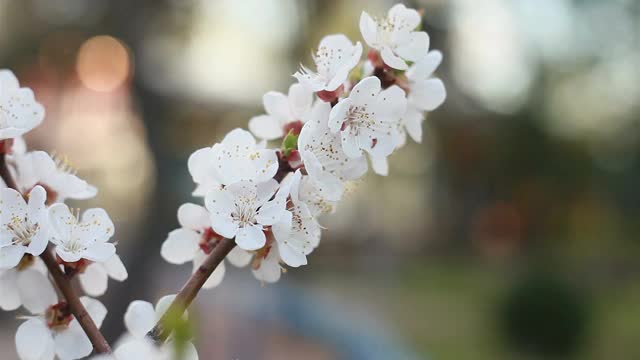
left=343, top=106, right=375, bottom=135
left=231, top=197, right=257, bottom=227
left=6, top=216, right=38, bottom=247
left=51, top=152, right=77, bottom=176
left=46, top=302, right=74, bottom=330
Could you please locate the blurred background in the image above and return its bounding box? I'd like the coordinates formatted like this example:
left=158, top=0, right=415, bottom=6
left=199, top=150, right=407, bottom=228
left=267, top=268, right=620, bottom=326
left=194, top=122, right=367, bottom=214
left=1, top=0, right=639, bottom=359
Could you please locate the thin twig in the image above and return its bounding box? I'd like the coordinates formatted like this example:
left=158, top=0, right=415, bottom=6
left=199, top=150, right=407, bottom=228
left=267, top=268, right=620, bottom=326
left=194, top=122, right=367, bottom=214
left=147, top=237, right=236, bottom=344
left=40, top=246, right=112, bottom=353
left=0, top=154, right=18, bottom=190
left=0, top=153, right=112, bottom=354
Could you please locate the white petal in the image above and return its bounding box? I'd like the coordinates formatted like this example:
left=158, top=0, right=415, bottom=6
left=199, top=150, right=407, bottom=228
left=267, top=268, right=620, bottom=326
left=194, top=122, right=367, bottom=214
left=256, top=198, right=286, bottom=226
left=359, top=11, right=378, bottom=48
left=81, top=296, right=107, bottom=327
left=340, top=131, right=363, bottom=158
left=78, top=263, right=109, bottom=297
left=0, top=270, right=20, bottom=311
left=263, top=91, right=290, bottom=121
left=235, top=225, right=266, bottom=251
left=252, top=244, right=281, bottom=283
left=124, top=300, right=156, bottom=338
left=177, top=203, right=210, bottom=231
left=0, top=187, right=27, bottom=225
left=403, top=107, right=424, bottom=143
left=349, top=76, right=381, bottom=107
left=407, top=50, right=442, bottom=80
left=104, top=254, right=128, bottom=281
left=0, top=245, right=26, bottom=269
left=388, top=4, right=422, bottom=31
left=81, top=208, right=115, bottom=243
left=370, top=155, right=389, bottom=176
left=279, top=242, right=307, bottom=268
left=17, top=269, right=57, bottom=313
left=395, top=31, right=430, bottom=61
left=248, top=115, right=284, bottom=140
left=16, top=318, right=52, bottom=360
left=381, top=47, right=408, bottom=70
left=226, top=247, right=252, bottom=267
left=54, top=322, right=93, bottom=360
left=288, top=83, right=313, bottom=119
left=328, top=98, right=351, bottom=133
left=410, top=78, right=446, bottom=111
left=251, top=149, right=279, bottom=183
left=48, top=203, right=74, bottom=242
left=221, top=128, right=256, bottom=148
left=83, top=242, right=116, bottom=262
left=0, top=69, right=19, bottom=89
left=161, top=229, right=200, bottom=265
left=187, top=147, right=219, bottom=196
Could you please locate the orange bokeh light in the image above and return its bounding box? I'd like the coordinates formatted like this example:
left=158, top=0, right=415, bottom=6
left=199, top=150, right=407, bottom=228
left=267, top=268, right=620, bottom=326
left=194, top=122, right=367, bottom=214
left=76, top=35, right=131, bottom=92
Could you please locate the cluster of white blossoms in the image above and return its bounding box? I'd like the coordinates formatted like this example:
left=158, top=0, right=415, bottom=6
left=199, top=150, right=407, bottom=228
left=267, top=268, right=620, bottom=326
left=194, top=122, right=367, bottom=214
left=163, top=3, right=445, bottom=284
left=0, top=3, right=445, bottom=359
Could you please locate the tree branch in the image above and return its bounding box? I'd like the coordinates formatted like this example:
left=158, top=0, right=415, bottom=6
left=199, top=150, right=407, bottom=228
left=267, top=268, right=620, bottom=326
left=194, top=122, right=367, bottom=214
left=0, top=153, right=112, bottom=354
left=0, top=154, right=18, bottom=190
left=147, top=237, right=236, bottom=344
left=40, top=246, right=112, bottom=353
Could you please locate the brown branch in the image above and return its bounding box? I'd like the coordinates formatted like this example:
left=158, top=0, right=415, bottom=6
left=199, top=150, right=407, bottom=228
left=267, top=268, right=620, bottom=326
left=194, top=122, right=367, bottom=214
left=40, top=246, right=112, bottom=353
left=0, top=153, right=18, bottom=190
left=0, top=153, right=112, bottom=354
left=147, top=237, right=236, bottom=343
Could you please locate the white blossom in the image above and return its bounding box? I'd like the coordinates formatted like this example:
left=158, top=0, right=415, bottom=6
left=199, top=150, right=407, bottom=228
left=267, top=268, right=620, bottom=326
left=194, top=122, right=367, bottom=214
left=121, top=295, right=199, bottom=360
left=251, top=239, right=282, bottom=283
left=0, top=70, right=45, bottom=140
left=0, top=260, right=56, bottom=313
left=48, top=204, right=116, bottom=264
left=401, top=50, right=446, bottom=143
left=0, top=186, right=49, bottom=269
left=360, top=4, right=429, bottom=70
left=161, top=203, right=251, bottom=289
left=328, top=76, right=407, bottom=159
left=15, top=297, right=107, bottom=360
left=10, top=151, right=97, bottom=204
left=78, top=254, right=128, bottom=297
left=298, top=101, right=368, bottom=199
left=205, top=179, right=286, bottom=251
left=248, top=83, right=313, bottom=141
left=294, top=34, right=363, bottom=92
left=188, top=129, right=278, bottom=191
left=271, top=171, right=321, bottom=267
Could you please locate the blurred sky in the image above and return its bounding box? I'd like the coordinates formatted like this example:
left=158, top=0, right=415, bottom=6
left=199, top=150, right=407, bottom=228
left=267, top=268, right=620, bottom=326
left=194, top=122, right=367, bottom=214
left=1, top=0, right=639, bottom=359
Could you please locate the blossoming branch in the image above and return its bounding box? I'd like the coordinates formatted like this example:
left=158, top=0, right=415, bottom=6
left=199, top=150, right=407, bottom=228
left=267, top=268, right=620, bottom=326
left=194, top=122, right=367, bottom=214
left=0, top=4, right=445, bottom=359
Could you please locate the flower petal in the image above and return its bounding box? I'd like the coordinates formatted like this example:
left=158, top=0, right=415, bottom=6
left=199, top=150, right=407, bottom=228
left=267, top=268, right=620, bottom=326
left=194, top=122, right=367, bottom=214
left=125, top=300, right=156, bottom=338
left=226, top=247, right=252, bottom=267
left=248, top=115, right=284, bottom=141
left=16, top=318, right=53, bottom=360
left=0, top=270, right=20, bottom=311
left=161, top=229, right=200, bottom=265
left=17, top=269, right=57, bottom=313
left=193, top=251, right=226, bottom=289
left=78, top=263, right=109, bottom=297
left=410, top=78, right=446, bottom=111
left=235, top=224, right=266, bottom=251
left=82, top=242, right=116, bottom=262
left=54, top=321, right=93, bottom=360
left=381, top=46, right=408, bottom=70
left=0, top=245, right=26, bottom=269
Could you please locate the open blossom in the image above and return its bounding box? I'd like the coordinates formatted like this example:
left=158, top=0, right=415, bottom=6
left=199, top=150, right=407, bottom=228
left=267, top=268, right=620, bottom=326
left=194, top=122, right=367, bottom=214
left=188, top=129, right=278, bottom=192
left=360, top=4, right=429, bottom=70
left=0, top=186, right=49, bottom=269
left=121, top=295, right=199, bottom=360
left=206, top=179, right=286, bottom=251
left=0, top=70, right=45, bottom=140
left=0, top=261, right=56, bottom=313
left=15, top=296, right=107, bottom=360
left=248, top=83, right=313, bottom=141
left=401, top=50, right=446, bottom=143
left=272, top=171, right=321, bottom=267
left=11, top=151, right=97, bottom=204
left=294, top=34, right=363, bottom=93
left=79, top=254, right=128, bottom=297
left=48, top=204, right=116, bottom=264
left=161, top=203, right=251, bottom=288
left=298, top=101, right=368, bottom=199
left=328, top=76, right=407, bottom=159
